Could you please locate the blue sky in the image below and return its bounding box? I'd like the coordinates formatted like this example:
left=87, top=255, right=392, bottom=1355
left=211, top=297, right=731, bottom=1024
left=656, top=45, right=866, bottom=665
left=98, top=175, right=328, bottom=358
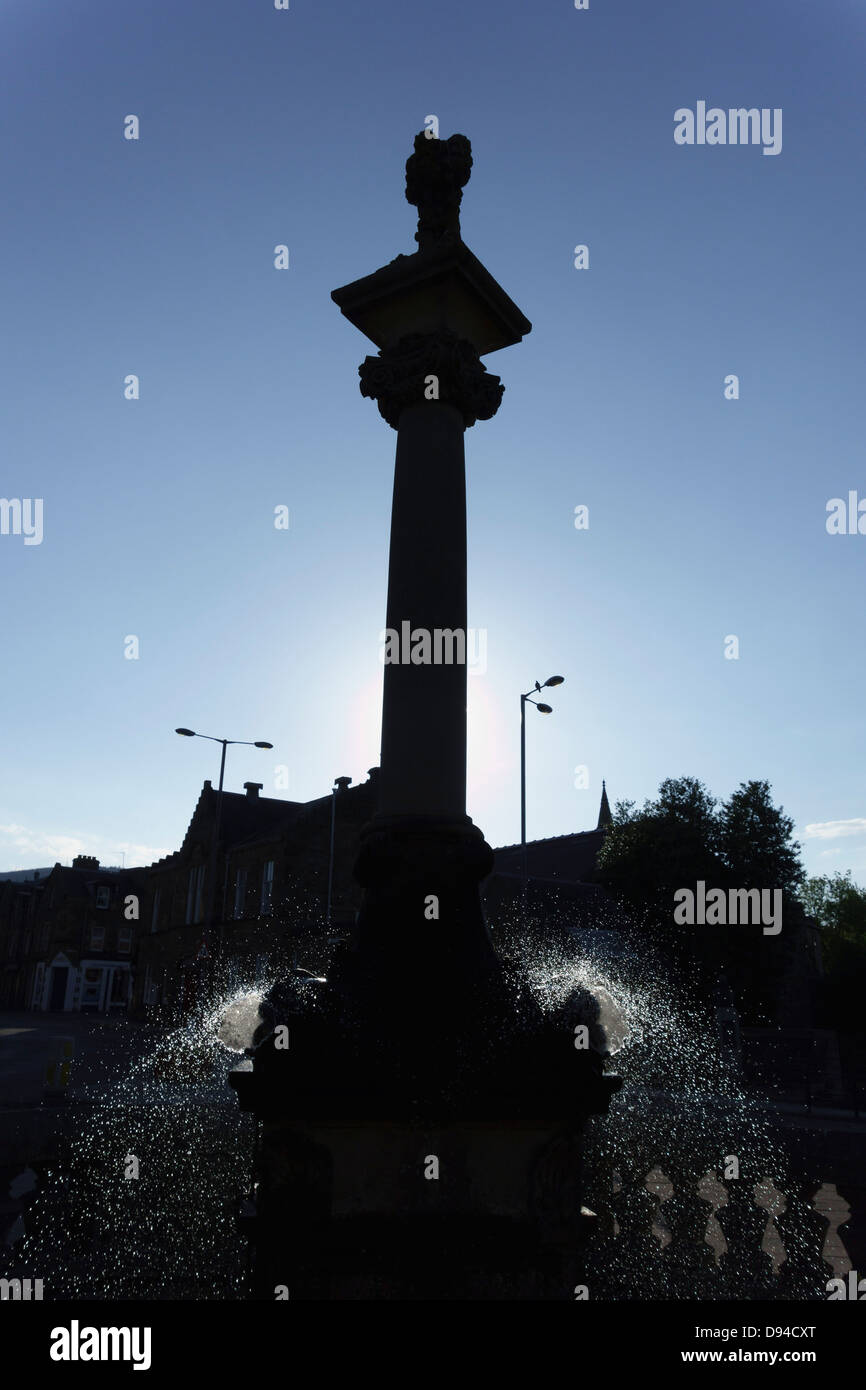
left=2, top=0, right=864, bottom=882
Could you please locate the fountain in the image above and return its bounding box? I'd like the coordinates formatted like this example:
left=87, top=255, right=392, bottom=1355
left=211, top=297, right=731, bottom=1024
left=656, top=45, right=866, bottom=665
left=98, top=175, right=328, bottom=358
left=229, top=131, right=622, bottom=1300
left=0, top=919, right=848, bottom=1302
left=2, top=136, right=849, bottom=1310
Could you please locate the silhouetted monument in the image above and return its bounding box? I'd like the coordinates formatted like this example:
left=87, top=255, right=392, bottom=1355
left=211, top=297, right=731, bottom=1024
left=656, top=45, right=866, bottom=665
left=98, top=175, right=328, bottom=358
left=232, top=132, right=620, bottom=1299
left=334, top=129, right=529, bottom=1000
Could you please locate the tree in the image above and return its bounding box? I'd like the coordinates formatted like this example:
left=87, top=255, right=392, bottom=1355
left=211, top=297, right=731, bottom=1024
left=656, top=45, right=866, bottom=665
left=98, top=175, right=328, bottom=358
left=655, top=776, right=721, bottom=857
left=719, top=780, right=804, bottom=895
left=597, top=775, right=809, bottom=1023
left=801, top=870, right=866, bottom=944
left=597, top=776, right=723, bottom=929
left=800, top=871, right=866, bottom=1039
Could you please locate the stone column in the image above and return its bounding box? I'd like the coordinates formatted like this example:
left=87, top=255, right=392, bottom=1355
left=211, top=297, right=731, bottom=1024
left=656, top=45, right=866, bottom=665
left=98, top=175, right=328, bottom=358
left=379, top=397, right=469, bottom=820
left=361, top=326, right=503, bottom=816
left=352, top=330, right=504, bottom=983
left=330, top=134, right=531, bottom=988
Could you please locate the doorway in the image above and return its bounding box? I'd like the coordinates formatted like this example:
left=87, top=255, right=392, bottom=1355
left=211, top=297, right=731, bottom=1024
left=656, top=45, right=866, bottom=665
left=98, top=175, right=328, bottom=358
left=49, top=966, right=69, bottom=1010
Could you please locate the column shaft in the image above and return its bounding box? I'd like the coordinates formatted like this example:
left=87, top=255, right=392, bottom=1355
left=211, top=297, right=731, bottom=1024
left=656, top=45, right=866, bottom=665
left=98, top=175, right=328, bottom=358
left=379, top=401, right=469, bottom=819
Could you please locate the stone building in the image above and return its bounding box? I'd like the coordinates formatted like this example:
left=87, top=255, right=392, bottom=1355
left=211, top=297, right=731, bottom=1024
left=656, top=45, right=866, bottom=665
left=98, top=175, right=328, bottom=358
left=484, top=784, right=618, bottom=940
left=134, top=770, right=380, bottom=1015
left=0, top=857, right=145, bottom=1013
left=492, top=781, right=612, bottom=887
left=0, top=774, right=827, bottom=1051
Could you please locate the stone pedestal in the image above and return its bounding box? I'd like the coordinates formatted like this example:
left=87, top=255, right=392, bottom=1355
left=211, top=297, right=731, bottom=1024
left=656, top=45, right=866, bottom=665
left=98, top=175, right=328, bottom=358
left=244, top=1120, right=597, bottom=1300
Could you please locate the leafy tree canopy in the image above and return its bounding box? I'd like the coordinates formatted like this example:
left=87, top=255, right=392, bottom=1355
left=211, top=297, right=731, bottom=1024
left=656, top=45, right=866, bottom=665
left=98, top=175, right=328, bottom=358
left=801, top=872, right=866, bottom=1035
left=598, top=775, right=804, bottom=911
left=800, top=870, right=866, bottom=948
left=719, top=779, right=804, bottom=895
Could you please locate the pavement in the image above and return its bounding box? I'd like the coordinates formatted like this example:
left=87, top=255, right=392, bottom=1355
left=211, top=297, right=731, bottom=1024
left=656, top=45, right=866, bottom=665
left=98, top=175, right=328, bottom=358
left=0, top=1010, right=155, bottom=1109
left=0, top=1009, right=251, bottom=1256
left=0, top=1010, right=171, bottom=1250
left=0, top=1010, right=163, bottom=1187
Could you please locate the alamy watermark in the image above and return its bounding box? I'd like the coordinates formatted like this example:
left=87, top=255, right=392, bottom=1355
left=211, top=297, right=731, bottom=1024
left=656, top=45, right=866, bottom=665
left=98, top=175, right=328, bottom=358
left=826, top=1270, right=866, bottom=1299
left=379, top=623, right=487, bottom=674
left=826, top=492, right=866, bottom=535
left=0, top=498, right=43, bottom=545
left=673, top=882, right=782, bottom=935
left=50, top=1321, right=151, bottom=1370
left=1, top=1277, right=43, bottom=1300
left=674, top=104, right=782, bottom=157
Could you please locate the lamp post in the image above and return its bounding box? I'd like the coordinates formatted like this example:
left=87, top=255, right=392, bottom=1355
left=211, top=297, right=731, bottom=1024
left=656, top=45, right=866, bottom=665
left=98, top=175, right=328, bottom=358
left=519, top=676, right=564, bottom=894
left=326, top=776, right=352, bottom=931
left=175, top=728, right=273, bottom=958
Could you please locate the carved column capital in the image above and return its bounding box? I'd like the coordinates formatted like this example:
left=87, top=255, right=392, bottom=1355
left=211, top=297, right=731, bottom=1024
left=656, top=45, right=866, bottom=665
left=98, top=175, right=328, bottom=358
left=358, top=330, right=504, bottom=429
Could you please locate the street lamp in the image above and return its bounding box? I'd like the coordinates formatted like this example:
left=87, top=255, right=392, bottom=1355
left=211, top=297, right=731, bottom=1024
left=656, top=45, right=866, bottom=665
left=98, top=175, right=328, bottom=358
left=326, top=776, right=353, bottom=931
left=519, top=676, right=564, bottom=895
left=175, top=728, right=274, bottom=958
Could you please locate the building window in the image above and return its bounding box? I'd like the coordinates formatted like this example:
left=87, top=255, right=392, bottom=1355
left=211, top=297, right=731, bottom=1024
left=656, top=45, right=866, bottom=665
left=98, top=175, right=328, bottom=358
left=81, top=967, right=102, bottom=1009
left=95, top=886, right=110, bottom=909
left=186, top=866, right=205, bottom=925
left=233, top=868, right=248, bottom=919
left=40, top=922, right=50, bottom=951
left=151, top=887, right=161, bottom=934
left=89, top=924, right=105, bottom=950
left=118, top=926, right=133, bottom=954
left=260, top=861, right=274, bottom=916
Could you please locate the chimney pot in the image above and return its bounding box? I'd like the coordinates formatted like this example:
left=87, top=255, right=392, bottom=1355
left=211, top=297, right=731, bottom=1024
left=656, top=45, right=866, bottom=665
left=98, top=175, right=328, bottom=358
left=244, top=782, right=263, bottom=799
left=72, top=854, right=99, bottom=870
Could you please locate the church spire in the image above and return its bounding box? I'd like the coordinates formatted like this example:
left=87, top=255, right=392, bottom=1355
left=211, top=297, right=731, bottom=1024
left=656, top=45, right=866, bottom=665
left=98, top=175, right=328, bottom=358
left=597, top=780, right=612, bottom=829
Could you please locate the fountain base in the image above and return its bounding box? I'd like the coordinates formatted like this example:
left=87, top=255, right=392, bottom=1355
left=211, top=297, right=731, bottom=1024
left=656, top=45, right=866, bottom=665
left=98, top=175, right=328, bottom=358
left=242, top=1123, right=598, bottom=1299
left=230, top=901, right=620, bottom=1297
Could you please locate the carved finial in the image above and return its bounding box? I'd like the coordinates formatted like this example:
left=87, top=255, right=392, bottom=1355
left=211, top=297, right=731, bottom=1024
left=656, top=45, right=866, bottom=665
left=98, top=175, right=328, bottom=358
left=405, top=132, right=472, bottom=250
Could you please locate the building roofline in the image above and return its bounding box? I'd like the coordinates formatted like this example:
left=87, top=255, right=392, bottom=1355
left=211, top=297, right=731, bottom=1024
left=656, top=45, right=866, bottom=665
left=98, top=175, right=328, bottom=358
left=493, top=827, right=605, bottom=854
